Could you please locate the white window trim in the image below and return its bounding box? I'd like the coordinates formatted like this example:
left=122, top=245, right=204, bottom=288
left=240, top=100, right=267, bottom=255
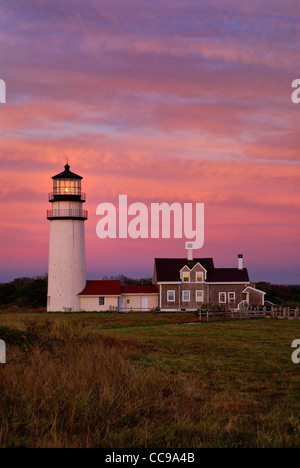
left=207, top=282, right=250, bottom=285
left=228, top=292, right=235, bottom=303
left=157, top=282, right=181, bottom=285
left=219, top=292, right=226, bottom=304
left=179, top=263, right=208, bottom=282
left=242, top=286, right=266, bottom=295
left=179, top=266, right=191, bottom=273
left=159, top=284, right=162, bottom=308
left=196, top=290, right=204, bottom=302
left=167, top=290, right=175, bottom=302
left=78, top=295, right=121, bottom=298
left=182, top=290, right=190, bottom=302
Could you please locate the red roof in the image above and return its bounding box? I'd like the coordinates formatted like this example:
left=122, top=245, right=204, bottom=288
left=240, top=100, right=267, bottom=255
left=78, top=280, right=122, bottom=296
left=78, top=281, right=158, bottom=296
left=121, top=285, right=159, bottom=294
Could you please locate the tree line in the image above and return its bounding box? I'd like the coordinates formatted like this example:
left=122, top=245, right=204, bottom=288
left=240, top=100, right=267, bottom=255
left=0, top=276, right=48, bottom=308
left=0, top=277, right=299, bottom=309
left=255, top=282, right=300, bottom=308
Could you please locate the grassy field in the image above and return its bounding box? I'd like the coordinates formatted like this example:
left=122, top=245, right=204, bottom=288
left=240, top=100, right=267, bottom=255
left=0, top=311, right=299, bottom=448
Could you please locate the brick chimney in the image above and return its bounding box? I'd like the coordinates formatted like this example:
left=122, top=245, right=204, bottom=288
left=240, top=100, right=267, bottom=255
left=238, top=254, right=243, bottom=270
left=187, top=243, right=193, bottom=261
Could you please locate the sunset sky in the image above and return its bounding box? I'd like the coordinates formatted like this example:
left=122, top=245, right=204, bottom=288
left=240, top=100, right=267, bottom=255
left=0, top=0, right=299, bottom=284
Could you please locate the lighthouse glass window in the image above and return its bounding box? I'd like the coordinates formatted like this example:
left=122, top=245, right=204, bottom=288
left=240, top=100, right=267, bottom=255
left=54, top=179, right=81, bottom=195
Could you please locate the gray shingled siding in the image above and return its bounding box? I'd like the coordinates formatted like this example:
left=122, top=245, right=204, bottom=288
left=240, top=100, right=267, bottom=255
left=160, top=283, right=263, bottom=309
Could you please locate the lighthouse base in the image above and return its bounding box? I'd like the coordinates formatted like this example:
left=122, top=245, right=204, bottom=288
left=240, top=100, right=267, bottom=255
left=47, top=219, right=86, bottom=312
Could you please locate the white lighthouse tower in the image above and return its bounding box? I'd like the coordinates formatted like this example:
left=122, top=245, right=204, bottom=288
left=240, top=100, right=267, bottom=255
left=47, top=164, right=87, bottom=312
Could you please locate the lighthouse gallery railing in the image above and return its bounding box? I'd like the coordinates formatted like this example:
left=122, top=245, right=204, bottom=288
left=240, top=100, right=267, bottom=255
left=47, top=209, right=88, bottom=220
left=48, top=192, right=86, bottom=201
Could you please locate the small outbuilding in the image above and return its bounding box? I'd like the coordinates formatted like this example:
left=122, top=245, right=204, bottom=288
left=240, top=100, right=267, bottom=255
left=78, top=280, right=159, bottom=312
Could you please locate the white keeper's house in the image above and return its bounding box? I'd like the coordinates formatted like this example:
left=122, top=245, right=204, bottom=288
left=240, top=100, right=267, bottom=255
left=47, top=164, right=265, bottom=312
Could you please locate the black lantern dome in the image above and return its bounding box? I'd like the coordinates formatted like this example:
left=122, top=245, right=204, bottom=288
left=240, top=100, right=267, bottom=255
left=52, top=163, right=82, bottom=180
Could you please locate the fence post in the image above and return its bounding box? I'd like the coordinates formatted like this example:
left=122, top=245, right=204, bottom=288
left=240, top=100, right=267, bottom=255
left=206, top=310, right=209, bottom=322
left=295, top=307, right=299, bottom=319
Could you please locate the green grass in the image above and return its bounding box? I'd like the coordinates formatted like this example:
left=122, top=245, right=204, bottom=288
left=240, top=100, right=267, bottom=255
left=0, top=311, right=299, bottom=447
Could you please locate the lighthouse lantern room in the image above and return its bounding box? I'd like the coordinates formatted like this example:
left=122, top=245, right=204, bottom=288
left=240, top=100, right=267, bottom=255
left=47, top=164, right=87, bottom=312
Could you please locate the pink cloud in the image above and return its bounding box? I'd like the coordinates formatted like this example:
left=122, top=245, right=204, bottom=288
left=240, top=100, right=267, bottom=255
left=0, top=0, right=299, bottom=283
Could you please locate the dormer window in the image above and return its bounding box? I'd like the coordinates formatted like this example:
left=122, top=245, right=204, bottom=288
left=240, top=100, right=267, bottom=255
left=196, top=272, right=204, bottom=282
left=182, top=272, right=190, bottom=282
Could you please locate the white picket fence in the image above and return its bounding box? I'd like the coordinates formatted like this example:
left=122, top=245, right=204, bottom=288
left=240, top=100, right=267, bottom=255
left=198, top=306, right=299, bottom=322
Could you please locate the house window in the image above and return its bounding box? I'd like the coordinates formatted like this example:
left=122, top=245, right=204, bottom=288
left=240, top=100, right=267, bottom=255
left=219, top=292, right=226, bottom=304
left=99, top=297, right=105, bottom=306
left=182, top=272, right=190, bottom=282
left=167, top=290, right=175, bottom=302
left=182, top=290, right=190, bottom=302
left=228, top=292, right=235, bottom=303
left=196, top=272, right=203, bottom=282
left=127, top=299, right=130, bottom=304
left=196, top=290, right=204, bottom=302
